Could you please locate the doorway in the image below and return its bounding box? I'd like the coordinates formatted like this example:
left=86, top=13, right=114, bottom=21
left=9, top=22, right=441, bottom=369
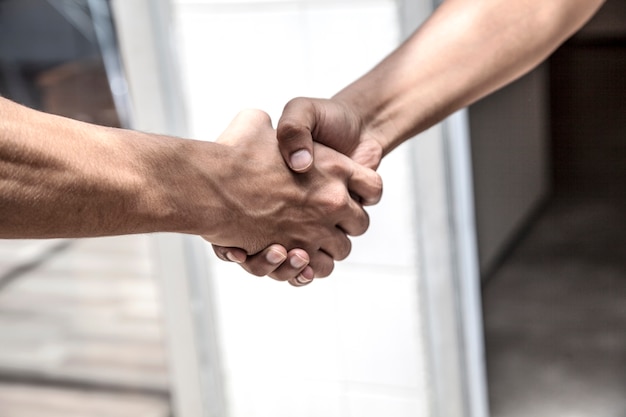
left=478, top=2, right=626, bottom=416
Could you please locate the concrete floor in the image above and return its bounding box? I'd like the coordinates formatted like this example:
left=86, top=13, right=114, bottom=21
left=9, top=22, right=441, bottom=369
left=482, top=32, right=626, bottom=417
left=482, top=192, right=626, bottom=417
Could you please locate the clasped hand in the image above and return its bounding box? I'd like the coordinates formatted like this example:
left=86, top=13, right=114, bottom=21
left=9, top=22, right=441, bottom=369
left=204, top=109, right=382, bottom=284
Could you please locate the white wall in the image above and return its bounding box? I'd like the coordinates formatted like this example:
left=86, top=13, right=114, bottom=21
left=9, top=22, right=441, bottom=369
left=169, top=1, right=430, bottom=417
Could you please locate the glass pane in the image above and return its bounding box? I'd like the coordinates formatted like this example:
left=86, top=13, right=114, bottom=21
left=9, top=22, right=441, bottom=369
left=0, top=1, right=172, bottom=415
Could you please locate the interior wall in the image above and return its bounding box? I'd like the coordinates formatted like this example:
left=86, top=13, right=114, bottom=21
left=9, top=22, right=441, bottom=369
left=468, top=65, right=551, bottom=277
left=573, top=0, right=626, bottom=41
left=468, top=0, right=626, bottom=277
left=550, top=0, right=626, bottom=196
left=482, top=2, right=626, bottom=414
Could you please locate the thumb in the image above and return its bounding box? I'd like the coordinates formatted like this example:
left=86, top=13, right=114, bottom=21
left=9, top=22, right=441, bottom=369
left=277, top=97, right=319, bottom=173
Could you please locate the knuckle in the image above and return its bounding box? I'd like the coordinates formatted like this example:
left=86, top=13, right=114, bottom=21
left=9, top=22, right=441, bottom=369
left=278, top=97, right=314, bottom=142
left=361, top=171, right=383, bottom=206
left=352, top=211, right=370, bottom=237
left=283, top=96, right=309, bottom=113
left=239, top=108, right=272, bottom=125
left=311, top=257, right=335, bottom=278
left=316, top=263, right=335, bottom=278
left=335, top=237, right=352, bottom=261
left=324, top=187, right=350, bottom=215
left=277, top=119, right=306, bottom=143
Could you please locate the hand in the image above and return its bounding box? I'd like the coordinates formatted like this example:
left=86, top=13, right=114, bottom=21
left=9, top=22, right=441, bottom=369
left=276, top=97, right=384, bottom=177
left=214, top=98, right=386, bottom=285
left=212, top=244, right=315, bottom=287
left=204, top=109, right=382, bottom=278
left=214, top=98, right=386, bottom=284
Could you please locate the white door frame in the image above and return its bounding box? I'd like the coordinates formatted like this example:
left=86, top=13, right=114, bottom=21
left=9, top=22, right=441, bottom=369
left=409, top=115, right=489, bottom=417
left=400, top=2, right=490, bottom=416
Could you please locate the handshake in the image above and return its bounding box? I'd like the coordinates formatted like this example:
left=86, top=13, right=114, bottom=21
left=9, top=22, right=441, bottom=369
left=201, top=97, right=385, bottom=287
left=0, top=94, right=387, bottom=283
left=1, top=0, right=601, bottom=288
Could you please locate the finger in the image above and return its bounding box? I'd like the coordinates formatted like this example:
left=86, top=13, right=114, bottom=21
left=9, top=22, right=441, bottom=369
left=236, top=244, right=289, bottom=277
left=288, top=268, right=315, bottom=287
left=309, top=245, right=341, bottom=277
left=277, top=98, right=318, bottom=173
left=321, top=230, right=353, bottom=262
left=321, top=184, right=369, bottom=237
left=212, top=244, right=247, bottom=264
left=347, top=160, right=383, bottom=206
left=266, top=249, right=311, bottom=282
left=317, top=142, right=382, bottom=206
left=338, top=198, right=371, bottom=237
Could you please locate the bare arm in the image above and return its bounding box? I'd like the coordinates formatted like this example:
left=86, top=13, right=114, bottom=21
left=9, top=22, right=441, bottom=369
left=277, top=0, right=606, bottom=169
left=0, top=98, right=381, bottom=277
left=226, top=0, right=604, bottom=281
left=0, top=96, right=189, bottom=238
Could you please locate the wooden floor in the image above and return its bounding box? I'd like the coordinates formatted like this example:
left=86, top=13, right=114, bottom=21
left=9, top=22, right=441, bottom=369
left=0, top=236, right=171, bottom=417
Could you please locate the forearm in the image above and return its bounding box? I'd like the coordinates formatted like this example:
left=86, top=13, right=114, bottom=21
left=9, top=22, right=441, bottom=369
left=0, top=99, right=379, bottom=277
left=334, top=0, right=604, bottom=155
left=0, top=97, right=225, bottom=238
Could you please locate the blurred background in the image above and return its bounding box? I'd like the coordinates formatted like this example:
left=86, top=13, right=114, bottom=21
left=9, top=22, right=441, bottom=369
left=0, top=1, right=624, bottom=417
left=0, top=1, right=170, bottom=415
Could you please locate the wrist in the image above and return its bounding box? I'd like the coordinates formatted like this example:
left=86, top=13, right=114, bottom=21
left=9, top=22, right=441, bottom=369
left=333, top=84, right=398, bottom=157
left=120, top=131, right=225, bottom=237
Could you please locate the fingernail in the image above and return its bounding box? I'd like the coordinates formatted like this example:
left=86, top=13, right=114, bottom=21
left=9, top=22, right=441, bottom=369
left=290, top=149, right=312, bottom=171
left=296, top=273, right=312, bottom=284
left=266, top=249, right=286, bottom=265
left=290, top=254, right=308, bottom=269
left=225, top=251, right=243, bottom=264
